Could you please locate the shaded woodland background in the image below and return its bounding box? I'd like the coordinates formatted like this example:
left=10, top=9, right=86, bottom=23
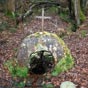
left=0, top=0, right=88, bottom=25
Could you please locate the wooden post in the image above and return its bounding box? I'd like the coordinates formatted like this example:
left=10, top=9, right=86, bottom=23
left=42, top=7, right=44, bottom=31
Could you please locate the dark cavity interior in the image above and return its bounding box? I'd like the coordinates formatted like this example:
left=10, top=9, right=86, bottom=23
left=29, top=50, right=55, bottom=75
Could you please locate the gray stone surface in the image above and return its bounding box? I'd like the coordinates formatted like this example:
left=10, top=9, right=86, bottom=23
left=17, top=32, right=64, bottom=66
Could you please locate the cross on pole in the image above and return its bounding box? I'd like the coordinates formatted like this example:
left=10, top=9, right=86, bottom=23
left=35, top=7, right=51, bottom=31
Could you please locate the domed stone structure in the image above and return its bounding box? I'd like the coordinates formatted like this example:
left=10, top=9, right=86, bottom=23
left=17, top=31, right=74, bottom=75
left=17, top=32, right=64, bottom=64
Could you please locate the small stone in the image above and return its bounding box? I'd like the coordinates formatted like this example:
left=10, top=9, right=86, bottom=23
left=21, top=43, right=26, bottom=47
left=60, top=81, right=76, bottom=88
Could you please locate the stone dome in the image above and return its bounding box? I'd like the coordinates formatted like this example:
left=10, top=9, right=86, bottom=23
left=17, top=31, right=74, bottom=75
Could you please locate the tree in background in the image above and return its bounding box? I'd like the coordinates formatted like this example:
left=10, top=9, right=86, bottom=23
left=74, top=0, right=86, bottom=26
left=74, top=0, right=80, bottom=26
left=0, top=0, right=86, bottom=26
left=5, top=0, right=15, bottom=13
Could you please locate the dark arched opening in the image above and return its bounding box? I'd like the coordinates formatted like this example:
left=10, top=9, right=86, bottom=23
left=29, top=50, right=55, bottom=75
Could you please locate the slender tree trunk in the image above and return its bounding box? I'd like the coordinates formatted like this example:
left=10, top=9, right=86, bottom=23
left=80, top=0, right=86, bottom=8
left=86, top=0, right=88, bottom=9
left=74, top=0, right=80, bottom=26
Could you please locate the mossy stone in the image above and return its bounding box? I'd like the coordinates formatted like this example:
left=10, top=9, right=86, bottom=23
left=17, top=31, right=74, bottom=76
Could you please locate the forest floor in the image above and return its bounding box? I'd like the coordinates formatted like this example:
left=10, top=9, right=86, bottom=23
left=0, top=13, right=88, bottom=88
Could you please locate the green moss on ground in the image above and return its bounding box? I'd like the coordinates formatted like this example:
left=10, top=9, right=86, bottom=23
left=4, top=59, right=28, bottom=78
left=51, top=32, right=74, bottom=76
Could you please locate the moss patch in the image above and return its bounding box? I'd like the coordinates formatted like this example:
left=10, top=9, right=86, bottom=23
left=50, top=32, right=74, bottom=76
left=4, top=59, right=28, bottom=78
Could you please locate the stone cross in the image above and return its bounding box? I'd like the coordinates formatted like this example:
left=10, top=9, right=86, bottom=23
left=35, top=7, right=51, bottom=31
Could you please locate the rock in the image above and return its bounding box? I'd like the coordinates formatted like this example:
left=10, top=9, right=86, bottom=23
left=17, top=31, right=74, bottom=75
left=60, top=81, right=76, bottom=88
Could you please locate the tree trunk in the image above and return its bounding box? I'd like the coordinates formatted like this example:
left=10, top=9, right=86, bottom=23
left=6, top=0, right=15, bottom=13
left=74, top=0, right=80, bottom=26
left=85, top=0, right=88, bottom=11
